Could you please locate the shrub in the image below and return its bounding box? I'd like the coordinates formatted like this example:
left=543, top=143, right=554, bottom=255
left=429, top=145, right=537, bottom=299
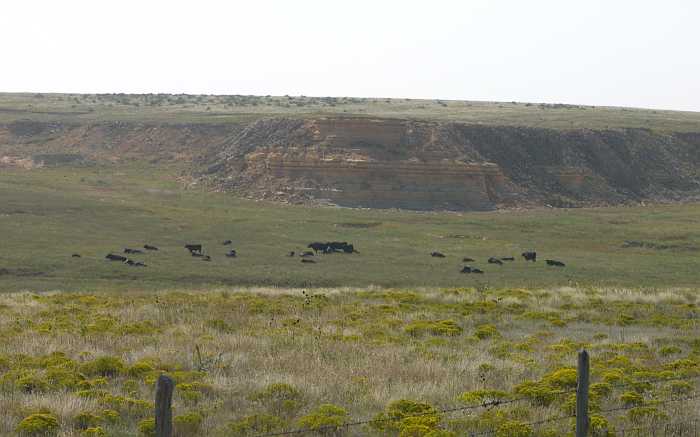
left=371, top=399, right=441, bottom=434
left=80, top=356, right=125, bottom=377
left=457, top=389, right=510, bottom=404
left=16, top=373, right=49, bottom=393
left=16, top=413, right=60, bottom=436
left=227, top=414, right=285, bottom=435
left=474, top=324, right=499, bottom=340
left=250, top=383, right=303, bottom=416
left=627, top=406, right=667, bottom=423
left=174, top=411, right=204, bottom=436
left=73, top=412, right=102, bottom=429
left=138, top=418, right=155, bottom=437
left=495, top=420, right=533, bottom=437
left=296, top=404, right=347, bottom=432
left=81, top=427, right=106, bottom=437
left=590, top=382, right=613, bottom=399
left=620, top=391, right=644, bottom=407
left=542, top=368, right=577, bottom=389
left=659, top=345, right=682, bottom=356
left=404, top=320, right=463, bottom=337
left=589, top=414, right=614, bottom=437
left=127, top=360, right=156, bottom=377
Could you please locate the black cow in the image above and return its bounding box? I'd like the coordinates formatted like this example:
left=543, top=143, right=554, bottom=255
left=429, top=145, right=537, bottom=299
left=124, top=248, right=144, bottom=254
left=462, top=257, right=475, bottom=262
left=488, top=257, right=503, bottom=265
left=106, top=254, right=127, bottom=262
left=71, top=254, right=81, bottom=258
left=501, top=257, right=515, bottom=261
left=301, top=259, right=316, bottom=264
left=472, top=268, right=484, bottom=274
left=222, top=240, right=233, bottom=246
left=185, top=244, right=202, bottom=254
left=521, top=251, right=537, bottom=262
left=144, top=245, right=159, bottom=251
left=431, top=252, right=446, bottom=258
left=308, top=242, right=327, bottom=254
left=460, top=266, right=473, bottom=273
left=546, top=259, right=566, bottom=267
left=289, top=251, right=295, bottom=257
left=225, top=250, right=237, bottom=258
left=125, top=259, right=146, bottom=267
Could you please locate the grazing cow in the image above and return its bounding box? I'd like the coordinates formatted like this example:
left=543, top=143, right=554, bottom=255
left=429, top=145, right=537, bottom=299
left=460, top=266, right=473, bottom=273
left=308, top=242, right=327, bottom=254
left=488, top=257, right=503, bottom=265
left=301, top=259, right=316, bottom=264
left=124, top=248, right=144, bottom=254
left=71, top=254, right=81, bottom=258
left=521, top=251, right=537, bottom=262
left=288, top=251, right=295, bottom=257
left=546, top=259, right=566, bottom=267
left=431, top=252, right=446, bottom=258
left=472, top=268, right=484, bottom=274
left=124, top=259, right=135, bottom=265
left=225, top=250, right=237, bottom=258
left=300, top=251, right=315, bottom=257
left=462, top=257, right=475, bottom=262
left=185, top=244, right=203, bottom=254
left=106, top=254, right=127, bottom=262
left=144, top=245, right=158, bottom=251
left=501, top=257, right=515, bottom=261
left=222, top=240, right=233, bottom=246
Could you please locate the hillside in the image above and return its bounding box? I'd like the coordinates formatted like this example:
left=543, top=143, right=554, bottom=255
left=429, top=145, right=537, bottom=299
left=1, top=92, right=699, bottom=210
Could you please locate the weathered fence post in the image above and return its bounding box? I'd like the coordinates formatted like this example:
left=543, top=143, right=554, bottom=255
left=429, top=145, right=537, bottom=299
left=155, top=374, right=174, bottom=437
left=576, top=349, right=590, bottom=437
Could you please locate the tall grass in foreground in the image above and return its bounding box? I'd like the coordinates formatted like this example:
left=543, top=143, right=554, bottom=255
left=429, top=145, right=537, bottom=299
left=1, top=286, right=699, bottom=436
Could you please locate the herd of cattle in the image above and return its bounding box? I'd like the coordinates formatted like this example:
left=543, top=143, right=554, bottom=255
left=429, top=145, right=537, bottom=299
left=79, top=240, right=360, bottom=267
left=73, top=241, right=565, bottom=273
left=430, top=250, right=566, bottom=274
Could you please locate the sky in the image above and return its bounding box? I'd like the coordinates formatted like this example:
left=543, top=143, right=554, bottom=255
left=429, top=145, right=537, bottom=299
left=1, top=0, right=698, bottom=111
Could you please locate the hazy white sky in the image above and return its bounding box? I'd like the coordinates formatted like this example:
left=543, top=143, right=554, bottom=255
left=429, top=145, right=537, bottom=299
left=1, top=0, right=698, bottom=111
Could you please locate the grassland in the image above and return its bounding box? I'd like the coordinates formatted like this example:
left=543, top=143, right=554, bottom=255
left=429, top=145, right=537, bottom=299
left=1, top=285, right=700, bottom=436
left=1, top=162, right=700, bottom=436
left=2, top=92, right=700, bottom=131
left=0, top=164, right=699, bottom=292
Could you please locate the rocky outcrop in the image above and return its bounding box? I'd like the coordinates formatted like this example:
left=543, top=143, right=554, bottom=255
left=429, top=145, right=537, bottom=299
left=2, top=116, right=699, bottom=210
left=214, top=117, right=700, bottom=209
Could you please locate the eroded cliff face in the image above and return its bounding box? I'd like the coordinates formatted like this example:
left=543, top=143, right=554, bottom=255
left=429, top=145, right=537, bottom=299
left=2, top=117, right=699, bottom=210
left=213, top=117, right=700, bottom=209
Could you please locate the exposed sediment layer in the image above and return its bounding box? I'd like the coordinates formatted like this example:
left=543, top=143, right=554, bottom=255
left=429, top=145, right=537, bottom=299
left=215, top=117, right=700, bottom=209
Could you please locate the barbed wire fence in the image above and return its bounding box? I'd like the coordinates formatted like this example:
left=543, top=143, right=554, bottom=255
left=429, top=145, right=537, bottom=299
left=151, top=349, right=700, bottom=436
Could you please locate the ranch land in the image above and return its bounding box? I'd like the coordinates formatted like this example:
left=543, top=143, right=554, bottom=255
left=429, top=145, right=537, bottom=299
left=0, top=163, right=699, bottom=436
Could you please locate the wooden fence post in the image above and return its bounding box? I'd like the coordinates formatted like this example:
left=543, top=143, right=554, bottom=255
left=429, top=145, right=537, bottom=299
left=576, top=349, right=590, bottom=437
left=155, top=374, right=174, bottom=437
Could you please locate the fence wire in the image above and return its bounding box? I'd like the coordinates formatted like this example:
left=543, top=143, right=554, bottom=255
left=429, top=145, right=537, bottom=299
left=248, top=373, right=700, bottom=437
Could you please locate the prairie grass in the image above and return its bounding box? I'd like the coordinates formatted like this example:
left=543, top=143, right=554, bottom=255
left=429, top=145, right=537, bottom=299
left=1, top=166, right=699, bottom=292
left=1, top=285, right=699, bottom=436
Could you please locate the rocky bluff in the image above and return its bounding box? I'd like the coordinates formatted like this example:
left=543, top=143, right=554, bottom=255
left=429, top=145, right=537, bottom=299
left=212, top=117, right=700, bottom=210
